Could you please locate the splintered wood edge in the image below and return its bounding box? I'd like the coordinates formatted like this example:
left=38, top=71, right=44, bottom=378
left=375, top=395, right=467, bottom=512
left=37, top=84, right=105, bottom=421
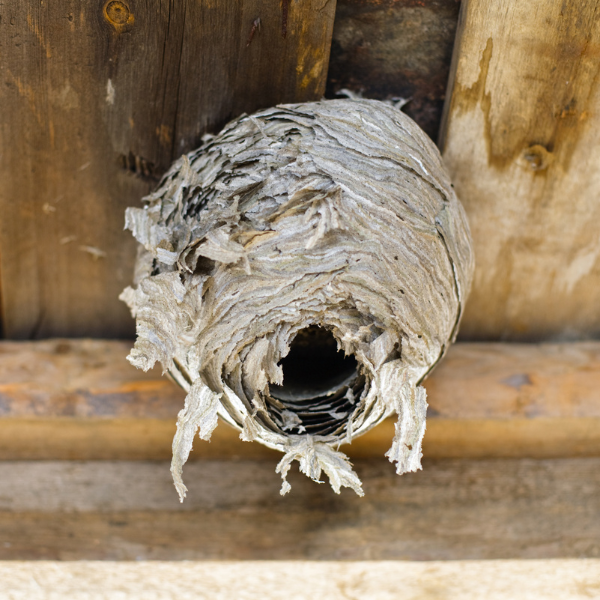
left=0, top=340, right=599, bottom=460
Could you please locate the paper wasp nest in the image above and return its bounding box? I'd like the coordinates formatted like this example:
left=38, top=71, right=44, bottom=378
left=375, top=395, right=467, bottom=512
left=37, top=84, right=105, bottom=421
left=121, top=99, right=474, bottom=499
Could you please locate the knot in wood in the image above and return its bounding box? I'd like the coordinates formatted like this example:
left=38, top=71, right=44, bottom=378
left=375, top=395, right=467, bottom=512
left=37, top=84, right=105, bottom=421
left=519, top=144, right=553, bottom=172
left=104, top=1, right=132, bottom=28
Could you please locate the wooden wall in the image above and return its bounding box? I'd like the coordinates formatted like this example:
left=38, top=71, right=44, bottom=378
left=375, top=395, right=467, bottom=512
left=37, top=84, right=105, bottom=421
left=1, top=0, right=599, bottom=343
left=440, top=0, right=600, bottom=342
left=0, top=0, right=336, bottom=339
left=327, top=0, right=461, bottom=139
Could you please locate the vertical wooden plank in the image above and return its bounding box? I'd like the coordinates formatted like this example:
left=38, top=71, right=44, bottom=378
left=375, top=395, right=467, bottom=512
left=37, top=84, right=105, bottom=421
left=327, top=0, right=460, bottom=140
left=440, top=0, right=600, bottom=341
left=0, top=0, right=336, bottom=339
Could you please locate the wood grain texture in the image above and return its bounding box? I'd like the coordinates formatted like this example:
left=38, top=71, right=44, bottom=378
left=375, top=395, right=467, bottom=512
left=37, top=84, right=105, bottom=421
left=0, top=458, right=600, bottom=560
left=1, top=340, right=600, bottom=459
left=0, top=0, right=336, bottom=339
left=440, top=0, right=600, bottom=341
left=327, top=0, right=460, bottom=139
left=2, top=560, right=599, bottom=599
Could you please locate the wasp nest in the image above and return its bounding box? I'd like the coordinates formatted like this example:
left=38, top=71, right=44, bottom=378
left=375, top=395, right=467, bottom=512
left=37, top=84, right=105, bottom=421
left=121, top=99, right=474, bottom=499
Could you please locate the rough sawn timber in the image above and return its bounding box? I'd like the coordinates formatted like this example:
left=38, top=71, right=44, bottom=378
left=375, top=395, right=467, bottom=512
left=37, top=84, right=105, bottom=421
left=0, top=0, right=336, bottom=339
left=440, top=0, right=600, bottom=341
left=1, top=339, right=600, bottom=460
left=327, top=0, right=461, bottom=140
left=0, top=458, right=600, bottom=560
left=2, top=560, right=600, bottom=599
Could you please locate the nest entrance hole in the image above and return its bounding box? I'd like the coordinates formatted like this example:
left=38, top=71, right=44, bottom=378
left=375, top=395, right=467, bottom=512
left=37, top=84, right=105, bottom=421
left=268, top=326, right=363, bottom=436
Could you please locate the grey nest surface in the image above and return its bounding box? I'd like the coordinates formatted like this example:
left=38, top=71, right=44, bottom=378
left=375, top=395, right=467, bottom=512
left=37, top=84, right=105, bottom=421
left=121, top=98, right=474, bottom=499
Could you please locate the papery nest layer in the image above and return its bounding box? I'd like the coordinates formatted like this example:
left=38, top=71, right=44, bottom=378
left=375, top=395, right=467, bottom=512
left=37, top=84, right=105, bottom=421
left=121, top=99, right=474, bottom=499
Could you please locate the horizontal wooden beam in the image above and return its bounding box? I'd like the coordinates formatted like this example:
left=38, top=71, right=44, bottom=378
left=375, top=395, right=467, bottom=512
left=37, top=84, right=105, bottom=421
left=1, top=457, right=599, bottom=561
left=1, top=340, right=599, bottom=459
left=1, top=559, right=598, bottom=598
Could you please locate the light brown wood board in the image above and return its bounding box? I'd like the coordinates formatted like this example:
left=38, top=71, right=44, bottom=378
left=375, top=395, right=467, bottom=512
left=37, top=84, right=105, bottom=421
left=440, top=0, right=600, bottom=342
left=0, top=458, right=599, bottom=560
left=1, top=561, right=599, bottom=599
left=0, top=0, right=336, bottom=339
left=1, top=339, right=600, bottom=460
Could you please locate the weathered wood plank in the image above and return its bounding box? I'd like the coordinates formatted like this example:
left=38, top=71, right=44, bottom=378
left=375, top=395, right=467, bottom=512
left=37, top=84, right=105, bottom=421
left=0, top=458, right=599, bottom=560
left=1, top=560, right=599, bottom=599
left=440, top=0, right=600, bottom=341
left=0, top=0, right=336, bottom=339
left=1, top=340, right=600, bottom=459
left=327, top=0, right=460, bottom=139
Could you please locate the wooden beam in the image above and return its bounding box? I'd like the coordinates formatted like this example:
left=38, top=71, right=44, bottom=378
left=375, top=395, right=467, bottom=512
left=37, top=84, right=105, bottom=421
left=0, top=0, right=336, bottom=339
left=1, top=559, right=599, bottom=598
left=0, top=458, right=599, bottom=560
left=1, top=340, right=600, bottom=460
left=440, top=0, right=600, bottom=341
left=327, top=0, right=460, bottom=139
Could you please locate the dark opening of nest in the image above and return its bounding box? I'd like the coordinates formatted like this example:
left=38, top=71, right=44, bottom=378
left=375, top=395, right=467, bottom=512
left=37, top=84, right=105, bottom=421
left=268, top=326, right=363, bottom=436
left=271, top=326, right=357, bottom=400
